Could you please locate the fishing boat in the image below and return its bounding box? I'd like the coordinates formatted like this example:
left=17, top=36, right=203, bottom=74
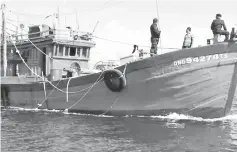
left=1, top=4, right=237, bottom=119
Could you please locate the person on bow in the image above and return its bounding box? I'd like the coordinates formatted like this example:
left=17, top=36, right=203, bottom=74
left=182, top=27, right=194, bottom=49
left=211, top=13, right=229, bottom=41
left=150, top=18, right=161, bottom=57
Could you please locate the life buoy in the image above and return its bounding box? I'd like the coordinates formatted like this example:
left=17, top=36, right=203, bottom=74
left=73, top=35, right=79, bottom=40
left=103, top=69, right=126, bottom=92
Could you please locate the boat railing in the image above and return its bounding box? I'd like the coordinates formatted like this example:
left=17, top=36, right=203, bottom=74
left=7, top=28, right=93, bottom=44
left=120, top=52, right=150, bottom=65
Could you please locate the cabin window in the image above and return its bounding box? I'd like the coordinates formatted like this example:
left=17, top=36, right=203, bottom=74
left=34, top=49, right=37, bottom=59
left=70, top=47, right=76, bottom=56
left=42, top=47, right=46, bottom=76
left=65, top=47, right=69, bottom=56
left=87, top=49, right=90, bottom=58
left=57, top=45, right=63, bottom=56
left=53, top=45, right=57, bottom=56
left=82, top=48, right=87, bottom=58
left=30, top=49, right=34, bottom=58
left=30, top=49, right=33, bottom=58
left=36, top=49, right=39, bottom=58
left=77, top=48, right=81, bottom=57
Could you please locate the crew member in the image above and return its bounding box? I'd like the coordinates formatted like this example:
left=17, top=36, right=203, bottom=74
left=182, top=27, right=194, bottom=49
left=150, top=18, right=161, bottom=56
left=211, top=13, right=229, bottom=41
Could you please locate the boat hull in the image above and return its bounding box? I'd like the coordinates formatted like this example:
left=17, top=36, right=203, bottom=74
left=1, top=42, right=237, bottom=118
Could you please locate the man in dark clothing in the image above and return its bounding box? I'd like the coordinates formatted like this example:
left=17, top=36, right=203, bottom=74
left=150, top=18, right=161, bottom=57
left=211, top=13, right=229, bottom=41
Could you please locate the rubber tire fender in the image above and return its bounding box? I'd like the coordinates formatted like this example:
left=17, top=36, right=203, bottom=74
left=73, top=35, right=79, bottom=40
left=103, top=69, right=126, bottom=92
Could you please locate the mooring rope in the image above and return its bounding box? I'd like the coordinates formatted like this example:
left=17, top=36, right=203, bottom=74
left=37, top=79, right=62, bottom=108
left=99, top=96, right=120, bottom=116
left=66, top=77, right=73, bottom=103
left=41, top=73, right=47, bottom=99
left=66, top=71, right=104, bottom=103
left=118, top=63, right=128, bottom=78
left=14, top=43, right=105, bottom=111
left=64, top=72, right=105, bottom=112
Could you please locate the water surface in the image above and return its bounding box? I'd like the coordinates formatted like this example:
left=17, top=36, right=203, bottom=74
left=1, top=106, right=237, bottom=152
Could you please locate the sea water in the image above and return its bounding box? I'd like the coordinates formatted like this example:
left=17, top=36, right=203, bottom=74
left=1, top=103, right=237, bottom=152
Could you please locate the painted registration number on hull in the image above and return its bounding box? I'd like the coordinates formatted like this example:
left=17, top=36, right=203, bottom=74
left=174, top=53, right=228, bottom=66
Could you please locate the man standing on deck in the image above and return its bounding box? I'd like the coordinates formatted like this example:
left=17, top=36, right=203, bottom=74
left=150, top=18, right=161, bottom=57
left=211, top=13, right=230, bottom=41
left=182, top=27, right=194, bottom=49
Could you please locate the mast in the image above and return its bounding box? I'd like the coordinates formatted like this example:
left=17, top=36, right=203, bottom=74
left=57, top=6, right=60, bottom=28
left=155, top=0, right=163, bottom=54
left=75, top=8, right=79, bottom=30
left=16, top=15, right=19, bottom=42
left=1, top=4, right=7, bottom=77
left=16, top=14, right=19, bottom=42
left=92, top=21, right=99, bottom=34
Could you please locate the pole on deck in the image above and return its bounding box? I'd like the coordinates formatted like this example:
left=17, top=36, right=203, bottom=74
left=1, top=4, right=7, bottom=77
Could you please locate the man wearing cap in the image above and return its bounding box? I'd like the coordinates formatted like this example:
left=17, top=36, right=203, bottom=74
left=211, top=13, right=229, bottom=41
left=150, top=18, right=161, bottom=56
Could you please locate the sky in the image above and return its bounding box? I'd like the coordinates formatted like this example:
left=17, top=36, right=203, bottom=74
left=1, top=0, right=237, bottom=68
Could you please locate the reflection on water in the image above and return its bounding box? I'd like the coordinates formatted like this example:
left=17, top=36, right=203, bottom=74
left=227, top=119, right=237, bottom=150
left=1, top=105, right=237, bottom=152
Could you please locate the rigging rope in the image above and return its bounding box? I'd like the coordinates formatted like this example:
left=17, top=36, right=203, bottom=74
left=65, top=71, right=105, bottom=111
left=37, top=79, right=62, bottom=108
left=66, top=77, right=73, bottom=103
left=12, top=41, right=107, bottom=113
left=99, top=97, right=120, bottom=116
left=155, top=0, right=163, bottom=54
left=6, top=21, right=179, bottom=51
left=93, top=35, right=178, bottom=50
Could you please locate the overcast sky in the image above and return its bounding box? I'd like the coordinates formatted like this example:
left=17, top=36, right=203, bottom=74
left=1, top=0, right=237, bottom=67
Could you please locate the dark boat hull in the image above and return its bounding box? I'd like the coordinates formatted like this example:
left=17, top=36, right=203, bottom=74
left=1, top=42, right=237, bottom=118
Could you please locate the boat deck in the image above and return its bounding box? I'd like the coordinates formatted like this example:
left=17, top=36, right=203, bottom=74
left=1, top=76, right=43, bottom=84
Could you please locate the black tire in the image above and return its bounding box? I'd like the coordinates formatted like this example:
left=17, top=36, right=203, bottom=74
left=103, top=69, right=126, bottom=92
left=73, top=35, right=79, bottom=40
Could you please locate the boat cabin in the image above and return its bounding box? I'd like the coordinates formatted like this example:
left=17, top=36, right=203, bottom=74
left=3, top=24, right=96, bottom=81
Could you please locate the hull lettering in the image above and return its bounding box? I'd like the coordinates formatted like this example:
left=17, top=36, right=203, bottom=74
left=174, top=53, right=228, bottom=66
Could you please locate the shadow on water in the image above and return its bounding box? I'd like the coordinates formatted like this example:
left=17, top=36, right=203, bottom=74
left=1, top=107, right=237, bottom=152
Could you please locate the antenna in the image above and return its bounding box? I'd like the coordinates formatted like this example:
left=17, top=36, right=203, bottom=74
left=92, top=21, right=99, bottom=34
left=20, top=23, right=24, bottom=40
left=155, top=0, right=163, bottom=54
left=57, top=6, right=60, bottom=28
left=75, top=8, right=79, bottom=30
left=16, top=15, right=19, bottom=41
left=1, top=4, right=7, bottom=76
